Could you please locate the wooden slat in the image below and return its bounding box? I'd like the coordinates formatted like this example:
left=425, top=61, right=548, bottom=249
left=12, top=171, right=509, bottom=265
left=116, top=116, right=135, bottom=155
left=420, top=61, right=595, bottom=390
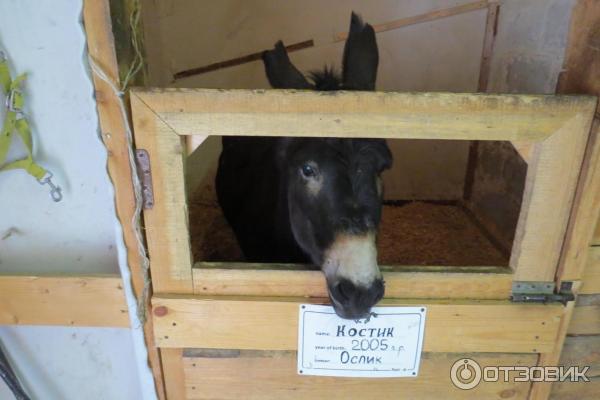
left=0, top=275, right=128, bottom=327
left=183, top=351, right=536, bottom=400
left=151, top=296, right=563, bottom=354
left=557, top=119, right=600, bottom=282
left=161, top=348, right=186, bottom=400
left=132, top=88, right=595, bottom=141
left=193, top=263, right=513, bottom=299
left=529, top=301, right=575, bottom=400
left=83, top=1, right=166, bottom=397
left=333, top=0, right=489, bottom=42
left=130, top=92, right=194, bottom=294
left=581, top=247, right=600, bottom=294
left=512, top=112, right=594, bottom=282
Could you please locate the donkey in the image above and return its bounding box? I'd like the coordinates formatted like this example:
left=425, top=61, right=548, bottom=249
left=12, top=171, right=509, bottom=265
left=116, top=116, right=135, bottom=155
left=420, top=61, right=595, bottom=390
left=216, top=13, right=392, bottom=319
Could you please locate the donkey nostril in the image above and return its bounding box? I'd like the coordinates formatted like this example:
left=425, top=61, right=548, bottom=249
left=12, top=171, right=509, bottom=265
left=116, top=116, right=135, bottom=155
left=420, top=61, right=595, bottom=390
left=336, top=280, right=355, bottom=301
left=373, top=279, right=385, bottom=303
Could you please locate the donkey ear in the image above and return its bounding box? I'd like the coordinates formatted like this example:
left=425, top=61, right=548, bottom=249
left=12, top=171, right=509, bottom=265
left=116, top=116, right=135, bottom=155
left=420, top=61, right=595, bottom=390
left=357, top=139, right=392, bottom=172
left=262, top=41, right=313, bottom=89
left=342, top=12, right=379, bottom=90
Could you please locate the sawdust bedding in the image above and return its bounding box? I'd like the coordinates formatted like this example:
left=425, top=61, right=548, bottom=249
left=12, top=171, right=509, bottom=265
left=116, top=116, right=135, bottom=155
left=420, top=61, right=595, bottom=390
left=188, top=183, right=508, bottom=267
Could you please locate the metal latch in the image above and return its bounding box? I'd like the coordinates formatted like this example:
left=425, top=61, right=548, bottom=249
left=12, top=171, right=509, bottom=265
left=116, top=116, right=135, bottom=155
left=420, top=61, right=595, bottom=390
left=134, top=149, right=155, bottom=209
left=511, top=281, right=575, bottom=305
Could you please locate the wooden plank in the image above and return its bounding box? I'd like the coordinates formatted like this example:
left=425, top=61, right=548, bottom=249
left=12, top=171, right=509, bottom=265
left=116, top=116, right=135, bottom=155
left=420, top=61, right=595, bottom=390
left=552, top=380, right=600, bottom=398
left=130, top=92, right=194, bottom=294
left=193, top=264, right=513, bottom=299
left=550, top=380, right=600, bottom=400
left=151, top=296, right=563, bottom=354
left=569, top=306, right=600, bottom=335
left=512, top=112, right=594, bottom=282
left=0, top=275, right=128, bottom=327
left=581, top=247, right=600, bottom=294
left=82, top=1, right=166, bottom=397
left=557, top=119, right=600, bottom=282
left=183, top=351, right=536, bottom=400
left=529, top=301, right=575, bottom=400
left=557, top=335, right=600, bottom=377
left=568, top=295, right=600, bottom=335
left=550, top=335, right=600, bottom=400
left=556, top=0, right=600, bottom=250
left=132, top=88, right=595, bottom=141
left=333, top=1, right=489, bottom=42
left=465, top=141, right=527, bottom=253
left=161, top=348, right=186, bottom=400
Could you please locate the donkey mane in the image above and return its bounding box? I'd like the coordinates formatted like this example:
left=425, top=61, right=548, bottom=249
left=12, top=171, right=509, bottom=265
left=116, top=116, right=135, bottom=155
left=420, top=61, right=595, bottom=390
left=309, top=67, right=342, bottom=91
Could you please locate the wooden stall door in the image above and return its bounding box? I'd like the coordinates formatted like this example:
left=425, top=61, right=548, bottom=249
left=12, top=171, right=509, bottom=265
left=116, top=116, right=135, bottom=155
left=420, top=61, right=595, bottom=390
left=130, top=89, right=596, bottom=400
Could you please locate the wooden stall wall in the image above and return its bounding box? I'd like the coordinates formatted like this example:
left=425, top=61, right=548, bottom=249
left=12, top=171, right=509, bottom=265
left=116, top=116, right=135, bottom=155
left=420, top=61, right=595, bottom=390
left=550, top=1, right=600, bottom=398
left=73, top=1, right=600, bottom=399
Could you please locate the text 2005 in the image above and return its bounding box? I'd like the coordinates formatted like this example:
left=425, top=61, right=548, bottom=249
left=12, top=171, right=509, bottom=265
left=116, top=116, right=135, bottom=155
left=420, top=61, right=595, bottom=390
left=352, top=338, right=389, bottom=351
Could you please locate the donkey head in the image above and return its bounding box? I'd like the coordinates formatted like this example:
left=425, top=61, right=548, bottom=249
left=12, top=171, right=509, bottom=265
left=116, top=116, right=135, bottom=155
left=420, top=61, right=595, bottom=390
left=262, top=13, right=391, bottom=319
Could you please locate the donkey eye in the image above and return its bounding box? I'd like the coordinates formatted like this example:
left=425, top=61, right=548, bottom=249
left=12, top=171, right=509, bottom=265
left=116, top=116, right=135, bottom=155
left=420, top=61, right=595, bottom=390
left=300, top=164, right=316, bottom=178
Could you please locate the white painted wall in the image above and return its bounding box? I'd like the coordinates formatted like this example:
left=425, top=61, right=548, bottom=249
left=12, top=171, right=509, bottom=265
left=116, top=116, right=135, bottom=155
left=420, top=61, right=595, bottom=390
left=0, top=326, right=142, bottom=400
left=0, top=1, right=154, bottom=399
left=0, top=0, right=117, bottom=275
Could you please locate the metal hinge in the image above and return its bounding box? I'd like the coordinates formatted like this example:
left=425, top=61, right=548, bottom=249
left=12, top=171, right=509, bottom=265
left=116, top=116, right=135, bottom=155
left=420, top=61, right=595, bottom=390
left=511, top=281, right=575, bottom=305
left=134, top=149, right=155, bottom=209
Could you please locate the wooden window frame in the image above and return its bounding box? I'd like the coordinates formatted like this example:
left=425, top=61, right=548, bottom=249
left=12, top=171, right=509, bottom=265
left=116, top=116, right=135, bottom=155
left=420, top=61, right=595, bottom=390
left=130, top=88, right=596, bottom=296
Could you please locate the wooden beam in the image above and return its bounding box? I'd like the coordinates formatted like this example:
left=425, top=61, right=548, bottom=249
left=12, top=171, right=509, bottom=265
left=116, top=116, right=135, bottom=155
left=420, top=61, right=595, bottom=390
left=132, top=88, right=595, bottom=141
left=130, top=93, right=194, bottom=294
left=183, top=351, right=536, bottom=400
left=193, top=263, right=513, bottom=300
left=0, top=275, right=128, bottom=327
left=529, top=301, right=575, bottom=400
left=161, top=348, right=186, bottom=400
left=82, top=0, right=165, bottom=397
left=512, top=113, right=593, bottom=282
left=151, top=296, right=563, bottom=354
left=557, top=118, right=600, bottom=282
left=333, top=1, right=489, bottom=42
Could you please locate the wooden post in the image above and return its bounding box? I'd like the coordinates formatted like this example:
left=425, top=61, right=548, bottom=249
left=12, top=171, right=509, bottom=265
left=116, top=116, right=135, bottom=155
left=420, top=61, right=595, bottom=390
left=82, top=1, right=166, bottom=398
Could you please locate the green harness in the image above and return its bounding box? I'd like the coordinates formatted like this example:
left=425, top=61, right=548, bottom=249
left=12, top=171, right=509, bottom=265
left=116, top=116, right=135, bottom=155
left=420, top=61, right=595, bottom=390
left=0, top=50, right=62, bottom=201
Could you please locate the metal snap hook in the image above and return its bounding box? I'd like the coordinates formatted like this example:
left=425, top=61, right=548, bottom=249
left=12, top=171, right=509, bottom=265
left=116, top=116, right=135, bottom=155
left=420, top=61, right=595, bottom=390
left=5, top=88, right=23, bottom=117
left=38, top=172, right=63, bottom=202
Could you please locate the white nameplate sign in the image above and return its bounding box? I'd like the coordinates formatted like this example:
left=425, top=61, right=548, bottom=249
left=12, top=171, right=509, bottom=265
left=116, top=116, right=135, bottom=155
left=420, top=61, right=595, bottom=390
left=297, top=304, right=426, bottom=378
